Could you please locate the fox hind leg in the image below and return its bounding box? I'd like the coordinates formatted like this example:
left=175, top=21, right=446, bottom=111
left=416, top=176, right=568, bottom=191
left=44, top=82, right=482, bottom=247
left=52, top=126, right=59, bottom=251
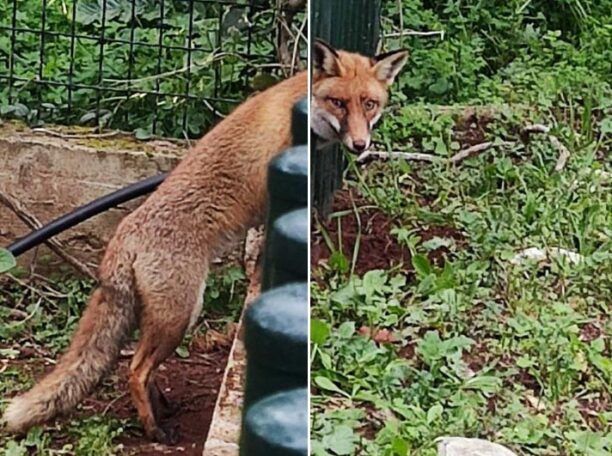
left=129, top=308, right=190, bottom=444
left=129, top=255, right=208, bottom=443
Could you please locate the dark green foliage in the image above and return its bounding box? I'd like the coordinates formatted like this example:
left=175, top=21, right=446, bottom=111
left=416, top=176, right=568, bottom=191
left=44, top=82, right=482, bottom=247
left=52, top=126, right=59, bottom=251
left=0, top=0, right=282, bottom=137
left=381, top=0, right=611, bottom=106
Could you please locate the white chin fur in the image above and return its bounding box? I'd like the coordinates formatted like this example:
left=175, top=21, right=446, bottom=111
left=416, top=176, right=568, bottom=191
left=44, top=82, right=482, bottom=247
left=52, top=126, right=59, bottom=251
left=311, top=102, right=341, bottom=143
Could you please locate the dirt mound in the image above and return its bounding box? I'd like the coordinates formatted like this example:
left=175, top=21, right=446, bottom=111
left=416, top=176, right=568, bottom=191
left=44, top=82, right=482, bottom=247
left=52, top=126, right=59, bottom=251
left=3, top=331, right=230, bottom=456
left=312, top=190, right=410, bottom=276
left=312, top=189, right=462, bottom=276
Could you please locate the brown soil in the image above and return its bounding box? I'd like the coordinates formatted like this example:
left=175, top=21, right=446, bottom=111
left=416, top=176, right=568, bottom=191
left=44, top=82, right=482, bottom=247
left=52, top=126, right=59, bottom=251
left=311, top=189, right=462, bottom=276
left=579, top=322, right=602, bottom=342
left=3, top=332, right=231, bottom=455
left=453, top=109, right=494, bottom=148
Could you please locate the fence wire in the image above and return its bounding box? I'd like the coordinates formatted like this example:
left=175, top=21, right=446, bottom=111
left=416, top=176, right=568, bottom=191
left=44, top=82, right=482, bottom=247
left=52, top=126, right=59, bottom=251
left=0, top=0, right=305, bottom=138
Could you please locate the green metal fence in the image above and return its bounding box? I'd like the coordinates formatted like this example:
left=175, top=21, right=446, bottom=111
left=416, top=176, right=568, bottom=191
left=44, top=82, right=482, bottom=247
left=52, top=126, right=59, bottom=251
left=311, top=0, right=382, bottom=214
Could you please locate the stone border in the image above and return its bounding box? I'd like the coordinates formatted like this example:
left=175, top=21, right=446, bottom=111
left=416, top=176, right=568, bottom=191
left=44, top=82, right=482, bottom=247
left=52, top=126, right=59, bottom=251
left=203, top=228, right=263, bottom=455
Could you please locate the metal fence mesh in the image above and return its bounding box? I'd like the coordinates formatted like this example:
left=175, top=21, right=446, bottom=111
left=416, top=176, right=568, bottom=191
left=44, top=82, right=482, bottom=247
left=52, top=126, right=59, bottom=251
left=0, top=0, right=303, bottom=138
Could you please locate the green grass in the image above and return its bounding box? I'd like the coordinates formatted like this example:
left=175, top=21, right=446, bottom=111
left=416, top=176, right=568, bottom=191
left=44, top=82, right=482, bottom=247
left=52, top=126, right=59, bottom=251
left=311, top=107, right=611, bottom=455
left=312, top=3, right=610, bottom=453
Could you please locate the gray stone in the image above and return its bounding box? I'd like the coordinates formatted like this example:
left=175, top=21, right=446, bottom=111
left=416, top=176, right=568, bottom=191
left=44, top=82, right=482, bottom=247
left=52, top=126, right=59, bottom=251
left=437, top=437, right=517, bottom=456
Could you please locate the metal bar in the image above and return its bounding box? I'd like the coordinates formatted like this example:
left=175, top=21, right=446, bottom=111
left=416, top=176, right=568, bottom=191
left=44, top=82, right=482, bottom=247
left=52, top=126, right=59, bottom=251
left=0, top=26, right=217, bottom=53
left=125, top=0, right=138, bottom=126
left=0, top=75, right=240, bottom=103
left=182, top=0, right=196, bottom=134
left=214, top=5, right=223, bottom=98
left=37, top=0, right=49, bottom=122
left=95, top=0, right=108, bottom=127
left=152, top=0, right=166, bottom=134
left=7, top=0, right=18, bottom=104
left=67, top=0, right=78, bottom=116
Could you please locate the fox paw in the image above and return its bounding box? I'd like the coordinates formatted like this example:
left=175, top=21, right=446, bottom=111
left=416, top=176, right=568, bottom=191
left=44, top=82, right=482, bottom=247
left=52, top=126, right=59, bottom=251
left=152, top=426, right=179, bottom=445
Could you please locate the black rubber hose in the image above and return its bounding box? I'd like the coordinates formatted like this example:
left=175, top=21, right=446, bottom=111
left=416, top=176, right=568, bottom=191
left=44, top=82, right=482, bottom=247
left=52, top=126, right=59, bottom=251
left=7, top=172, right=168, bottom=257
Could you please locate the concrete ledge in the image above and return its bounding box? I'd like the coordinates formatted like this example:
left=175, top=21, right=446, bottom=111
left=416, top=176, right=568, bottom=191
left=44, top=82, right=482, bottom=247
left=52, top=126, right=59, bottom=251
left=0, top=122, right=186, bottom=272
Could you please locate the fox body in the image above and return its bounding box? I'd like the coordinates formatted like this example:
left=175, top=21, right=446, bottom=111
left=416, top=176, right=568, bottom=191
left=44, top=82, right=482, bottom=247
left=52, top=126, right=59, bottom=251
left=2, top=71, right=307, bottom=443
left=311, top=40, right=408, bottom=153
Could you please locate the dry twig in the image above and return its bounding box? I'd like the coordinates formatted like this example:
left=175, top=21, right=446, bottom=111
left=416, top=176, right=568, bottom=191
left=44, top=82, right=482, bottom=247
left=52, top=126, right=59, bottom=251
left=277, top=0, right=306, bottom=75
left=32, top=128, right=120, bottom=139
left=0, top=190, right=97, bottom=280
left=357, top=150, right=439, bottom=163
left=523, top=124, right=571, bottom=171
left=359, top=122, right=571, bottom=169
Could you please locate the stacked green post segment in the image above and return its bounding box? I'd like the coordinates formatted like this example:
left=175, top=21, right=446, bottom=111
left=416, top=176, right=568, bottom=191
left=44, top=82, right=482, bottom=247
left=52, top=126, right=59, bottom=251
left=311, top=0, right=382, bottom=214
left=240, top=97, right=308, bottom=455
left=244, top=283, right=308, bottom=407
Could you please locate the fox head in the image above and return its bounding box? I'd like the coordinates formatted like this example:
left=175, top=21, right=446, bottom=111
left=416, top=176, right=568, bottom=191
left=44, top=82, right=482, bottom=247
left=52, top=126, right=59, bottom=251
left=311, top=39, right=408, bottom=153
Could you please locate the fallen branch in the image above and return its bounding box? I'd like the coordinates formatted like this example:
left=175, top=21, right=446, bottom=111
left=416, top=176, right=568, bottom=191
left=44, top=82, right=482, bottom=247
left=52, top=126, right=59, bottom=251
left=32, top=128, right=120, bottom=139
left=551, top=136, right=571, bottom=171
left=361, top=122, right=571, bottom=169
left=523, top=124, right=550, bottom=134
left=0, top=305, right=28, bottom=319
left=357, top=150, right=440, bottom=163
left=450, top=141, right=493, bottom=164
left=384, top=30, right=445, bottom=39
left=523, top=124, right=571, bottom=171
left=359, top=141, right=513, bottom=165
left=0, top=190, right=97, bottom=280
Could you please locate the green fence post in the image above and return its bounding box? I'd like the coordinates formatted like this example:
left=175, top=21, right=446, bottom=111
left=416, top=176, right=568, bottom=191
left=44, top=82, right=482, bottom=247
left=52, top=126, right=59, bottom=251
left=262, top=208, right=308, bottom=290
left=240, top=388, right=308, bottom=456
left=311, top=0, right=382, bottom=214
left=243, top=283, right=308, bottom=407
left=266, top=146, right=308, bottom=228
left=241, top=98, right=308, bottom=454
left=292, top=97, right=308, bottom=146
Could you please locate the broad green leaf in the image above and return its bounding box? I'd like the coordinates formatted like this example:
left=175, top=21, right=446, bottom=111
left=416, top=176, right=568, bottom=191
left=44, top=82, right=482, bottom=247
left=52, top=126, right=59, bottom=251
left=0, top=249, right=16, bottom=273
left=311, top=319, right=331, bottom=346
left=412, top=254, right=432, bottom=277
left=314, top=376, right=349, bottom=398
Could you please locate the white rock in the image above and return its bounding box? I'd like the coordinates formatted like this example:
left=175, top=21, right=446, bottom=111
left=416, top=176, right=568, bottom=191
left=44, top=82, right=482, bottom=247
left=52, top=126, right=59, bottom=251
left=509, top=247, right=583, bottom=266
left=437, top=437, right=517, bottom=456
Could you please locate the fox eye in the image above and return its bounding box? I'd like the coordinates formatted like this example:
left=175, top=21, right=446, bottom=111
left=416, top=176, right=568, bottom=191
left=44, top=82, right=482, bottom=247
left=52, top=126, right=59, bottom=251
left=364, top=100, right=378, bottom=111
left=328, top=97, right=345, bottom=109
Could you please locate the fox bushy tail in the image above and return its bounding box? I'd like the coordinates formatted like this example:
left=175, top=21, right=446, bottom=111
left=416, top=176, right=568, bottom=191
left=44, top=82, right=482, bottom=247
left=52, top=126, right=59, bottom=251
left=2, top=284, right=136, bottom=433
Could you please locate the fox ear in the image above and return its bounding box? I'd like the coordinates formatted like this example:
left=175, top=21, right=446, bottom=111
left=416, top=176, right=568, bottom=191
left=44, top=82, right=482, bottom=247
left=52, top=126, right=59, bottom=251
left=313, top=39, right=342, bottom=78
left=373, top=49, right=409, bottom=85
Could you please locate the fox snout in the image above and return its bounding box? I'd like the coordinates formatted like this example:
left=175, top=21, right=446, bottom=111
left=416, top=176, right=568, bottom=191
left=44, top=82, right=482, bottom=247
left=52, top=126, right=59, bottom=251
left=311, top=98, right=373, bottom=153
left=344, top=135, right=370, bottom=153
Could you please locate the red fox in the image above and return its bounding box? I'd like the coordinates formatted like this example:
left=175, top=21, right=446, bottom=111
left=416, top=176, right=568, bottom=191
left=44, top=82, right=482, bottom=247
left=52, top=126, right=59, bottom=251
left=311, top=39, right=408, bottom=152
left=2, top=71, right=307, bottom=443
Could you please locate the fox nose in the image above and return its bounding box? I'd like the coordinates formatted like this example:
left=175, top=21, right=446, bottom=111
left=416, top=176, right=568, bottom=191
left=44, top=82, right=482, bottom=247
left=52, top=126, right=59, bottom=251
left=353, top=140, right=367, bottom=152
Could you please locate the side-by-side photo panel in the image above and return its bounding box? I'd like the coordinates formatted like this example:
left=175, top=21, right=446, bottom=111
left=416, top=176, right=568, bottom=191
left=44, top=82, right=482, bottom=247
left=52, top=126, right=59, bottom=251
left=310, top=1, right=610, bottom=455
left=1, top=0, right=308, bottom=455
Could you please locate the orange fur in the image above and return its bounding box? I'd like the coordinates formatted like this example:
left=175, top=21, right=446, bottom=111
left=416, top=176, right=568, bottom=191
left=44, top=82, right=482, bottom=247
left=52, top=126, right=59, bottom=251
left=311, top=40, right=408, bottom=152
left=2, top=71, right=307, bottom=443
